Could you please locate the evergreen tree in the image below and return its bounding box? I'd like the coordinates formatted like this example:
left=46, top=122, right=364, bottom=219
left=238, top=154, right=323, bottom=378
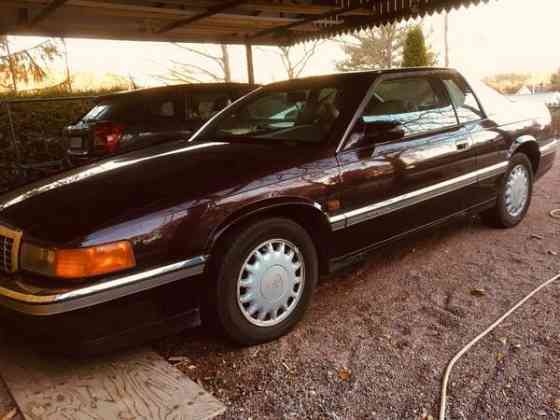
left=402, top=26, right=435, bottom=68
left=336, top=23, right=411, bottom=72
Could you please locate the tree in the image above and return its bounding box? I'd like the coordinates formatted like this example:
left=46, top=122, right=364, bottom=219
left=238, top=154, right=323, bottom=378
left=266, top=41, right=323, bottom=80
left=402, top=25, right=436, bottom=68
left=0, top=36, right=62, bottom=93
left=443, top=12, right=450, bottom=67
left=162, top=43, right=232, bottom=84
left=336, top=23, right=410, bottom=71
left=484, top=73, right=532, bottom=94
left=550, top=68, right=560, bottom=91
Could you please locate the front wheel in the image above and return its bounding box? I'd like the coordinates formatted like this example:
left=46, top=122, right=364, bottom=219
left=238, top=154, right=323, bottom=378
left=203, top=218, right=318, bottom=345
left=481, top=153, right=533, bottom=228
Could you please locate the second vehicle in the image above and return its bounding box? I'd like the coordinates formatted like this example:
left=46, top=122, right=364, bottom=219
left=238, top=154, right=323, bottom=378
left=64, top=82, right=256, bottom=164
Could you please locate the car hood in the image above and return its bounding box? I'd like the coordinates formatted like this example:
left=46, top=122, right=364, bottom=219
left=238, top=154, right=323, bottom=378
left=0, top=140, right=319, bottom=245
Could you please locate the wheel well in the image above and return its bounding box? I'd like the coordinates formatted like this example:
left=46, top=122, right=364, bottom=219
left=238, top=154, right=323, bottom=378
left=514, top=142, right=540, bottom=174
left=209, top=204, right=332, bottom=275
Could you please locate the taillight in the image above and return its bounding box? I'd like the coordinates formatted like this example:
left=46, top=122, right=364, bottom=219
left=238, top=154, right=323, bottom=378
left=94, top=122, right=125, bottom=153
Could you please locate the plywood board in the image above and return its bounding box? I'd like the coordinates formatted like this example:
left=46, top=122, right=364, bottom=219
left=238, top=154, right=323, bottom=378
left=0, top=344, right=225, bottom=420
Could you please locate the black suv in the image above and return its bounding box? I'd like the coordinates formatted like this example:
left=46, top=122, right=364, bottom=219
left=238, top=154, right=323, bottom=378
left=64, top=83, right=256, bottom=163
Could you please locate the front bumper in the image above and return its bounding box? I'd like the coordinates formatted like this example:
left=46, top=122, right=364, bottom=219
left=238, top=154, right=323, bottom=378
left=0, top=256, right=207, bottom=316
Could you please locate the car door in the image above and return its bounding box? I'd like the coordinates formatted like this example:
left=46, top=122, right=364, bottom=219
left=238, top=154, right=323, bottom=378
left=440, top=74, right=511, bottom=204
left=330, top=73, right=478, bottom=257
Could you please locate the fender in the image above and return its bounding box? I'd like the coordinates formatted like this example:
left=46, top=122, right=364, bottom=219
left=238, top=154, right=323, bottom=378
left=508, top=134, right=539, bottom=158
left=206, top=197, right=332, bottom=253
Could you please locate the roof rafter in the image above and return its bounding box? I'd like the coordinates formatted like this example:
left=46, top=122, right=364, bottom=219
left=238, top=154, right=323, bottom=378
left=248, top=2, right=369, bottom=41
left=27, top=0, right=68, bottom=27
left=156, top=0, right=246, bottom=34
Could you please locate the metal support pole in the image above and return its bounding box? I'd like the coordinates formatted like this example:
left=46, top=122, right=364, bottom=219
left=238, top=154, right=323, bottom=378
left=245, top=44, right=255, bottom=86
left=4, top=102, right=21, bottom=165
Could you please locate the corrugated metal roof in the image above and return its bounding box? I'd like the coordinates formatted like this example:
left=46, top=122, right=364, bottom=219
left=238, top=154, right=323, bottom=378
left=0, top=0, right=493, bottom=46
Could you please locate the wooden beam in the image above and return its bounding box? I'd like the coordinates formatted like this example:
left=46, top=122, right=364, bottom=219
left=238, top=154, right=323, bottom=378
left=27, top=0, right=68, bottom=27
left=161, top=0, right=373, bottom=16
left=245, top=43, right=254, bottom=85
left=157, top=0, right=245, bottom=34
left=248, top=3, right=367, bottom=41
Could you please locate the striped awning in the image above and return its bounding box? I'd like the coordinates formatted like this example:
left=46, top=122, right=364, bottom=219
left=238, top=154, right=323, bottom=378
left=0, top=0, right=492, bottom=46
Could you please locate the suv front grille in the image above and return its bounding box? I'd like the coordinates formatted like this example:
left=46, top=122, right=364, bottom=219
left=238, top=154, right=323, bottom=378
left=0, top=225, right=22, bottom=274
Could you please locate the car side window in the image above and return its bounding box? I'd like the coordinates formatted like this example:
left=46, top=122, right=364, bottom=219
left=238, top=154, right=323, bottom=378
left=362, top=77, right=458, bottom=138
left=441, top=75, right=484, bottom=123
left=187, top=93, right=232, bottom=121
left=149, top=97, right=177, bottom=120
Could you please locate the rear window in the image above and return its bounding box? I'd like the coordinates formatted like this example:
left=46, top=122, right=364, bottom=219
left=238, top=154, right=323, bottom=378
left=81, top=103, right=114, bottom=121
left=80, top=97, right=139, bottom=123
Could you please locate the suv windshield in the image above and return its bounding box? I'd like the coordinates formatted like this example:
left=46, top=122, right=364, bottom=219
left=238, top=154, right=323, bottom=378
left=195, top=82, right=351, bottom=144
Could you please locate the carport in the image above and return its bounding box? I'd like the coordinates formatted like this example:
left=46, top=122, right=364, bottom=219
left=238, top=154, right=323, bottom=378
left=1, top=0, right=489, bottom=85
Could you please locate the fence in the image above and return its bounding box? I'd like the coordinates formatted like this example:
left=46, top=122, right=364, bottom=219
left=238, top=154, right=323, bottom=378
left=0, top=96, right=96, bottom=193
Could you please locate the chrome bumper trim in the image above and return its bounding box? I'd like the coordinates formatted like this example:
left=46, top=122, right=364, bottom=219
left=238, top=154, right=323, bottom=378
left=0, top=255, right=208, bottom=316
left=329, top=162, right=508, bottom=230
left=540, top=139, right=558, bottom=156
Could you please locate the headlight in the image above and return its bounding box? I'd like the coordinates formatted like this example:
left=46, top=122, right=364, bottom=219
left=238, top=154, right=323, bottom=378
left=21, top=241, right=136, bottom=280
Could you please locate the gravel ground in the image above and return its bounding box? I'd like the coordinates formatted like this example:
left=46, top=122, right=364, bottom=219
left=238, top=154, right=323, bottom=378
left=0, top=160, right=558, bottom=420
left=157, top=159, right=560, bottom=420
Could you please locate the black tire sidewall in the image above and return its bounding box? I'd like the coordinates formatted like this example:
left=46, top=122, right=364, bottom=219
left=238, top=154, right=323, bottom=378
left=214, top=218, right=318, bottom=345
left=496, top=154, right=534, bottom=228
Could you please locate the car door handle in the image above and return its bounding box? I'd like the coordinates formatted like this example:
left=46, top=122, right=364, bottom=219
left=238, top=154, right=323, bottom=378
left=455, top=138, right=472, bottom=150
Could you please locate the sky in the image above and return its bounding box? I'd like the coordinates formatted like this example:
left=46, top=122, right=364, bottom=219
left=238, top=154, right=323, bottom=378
left=8, top=0, right=560, bottom=88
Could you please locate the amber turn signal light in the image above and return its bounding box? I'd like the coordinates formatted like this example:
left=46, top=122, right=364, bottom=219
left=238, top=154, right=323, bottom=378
left=53, top=241, right=136, bottom=279
left=21, top=241, right=136, bottom=280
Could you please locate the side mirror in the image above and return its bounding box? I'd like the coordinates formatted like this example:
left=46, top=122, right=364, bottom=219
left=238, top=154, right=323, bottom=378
left=363, top=119, right=405, bottom=143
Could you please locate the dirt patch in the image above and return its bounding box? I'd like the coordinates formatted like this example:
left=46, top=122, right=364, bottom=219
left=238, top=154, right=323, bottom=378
left=156, top=159, right=560, bottom=419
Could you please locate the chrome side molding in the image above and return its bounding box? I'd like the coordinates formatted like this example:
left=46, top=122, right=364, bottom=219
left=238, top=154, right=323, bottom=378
left=329, top=162, right=508, bottom=230
left=540, top=139, right=558, bottom=156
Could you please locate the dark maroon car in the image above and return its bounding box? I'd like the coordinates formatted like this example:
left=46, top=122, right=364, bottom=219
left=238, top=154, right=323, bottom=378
left=0, top=68, right=556, bottom=351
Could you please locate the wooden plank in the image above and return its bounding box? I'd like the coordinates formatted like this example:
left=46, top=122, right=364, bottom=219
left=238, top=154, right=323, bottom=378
left=0, top=343, right=225, bottom=420
left=249, top=3, right=366, bottom=40
left=27, top=0, right=68, bottom=27
left=157, top=0, right=246, bottom=34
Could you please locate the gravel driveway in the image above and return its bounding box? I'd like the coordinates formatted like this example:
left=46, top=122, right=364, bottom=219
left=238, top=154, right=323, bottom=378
left=1, top=160, right=558, bottom=420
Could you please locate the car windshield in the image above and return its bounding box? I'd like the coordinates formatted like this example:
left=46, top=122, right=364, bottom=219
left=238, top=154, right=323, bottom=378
left=195, top=82, right=350, bottom=144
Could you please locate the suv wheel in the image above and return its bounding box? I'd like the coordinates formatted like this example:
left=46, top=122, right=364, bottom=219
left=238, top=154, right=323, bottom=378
left=203, top=218, right=318, bottom=345
left=481, top=153, right=533, bottom=228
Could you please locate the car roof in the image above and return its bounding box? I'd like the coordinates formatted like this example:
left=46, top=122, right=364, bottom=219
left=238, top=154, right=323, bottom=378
left=96, top=82, right=258, bottom=102
left=264, top=67, right=459, bottom=89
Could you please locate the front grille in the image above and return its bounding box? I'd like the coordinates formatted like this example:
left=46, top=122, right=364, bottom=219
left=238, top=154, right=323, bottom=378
left=0, top=225, right=22, bottom=274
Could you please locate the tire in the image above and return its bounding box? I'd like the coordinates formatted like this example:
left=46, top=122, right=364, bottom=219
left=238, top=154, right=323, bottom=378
left=202, top=218, right=318, bottom=345
left=481, top=153, right=533, bottom=228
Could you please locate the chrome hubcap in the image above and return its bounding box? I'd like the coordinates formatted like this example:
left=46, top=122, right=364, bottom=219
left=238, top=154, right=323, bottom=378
left=237, top=239, right=305, bottom=327
left=505, top=164, right=529, bottom=218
